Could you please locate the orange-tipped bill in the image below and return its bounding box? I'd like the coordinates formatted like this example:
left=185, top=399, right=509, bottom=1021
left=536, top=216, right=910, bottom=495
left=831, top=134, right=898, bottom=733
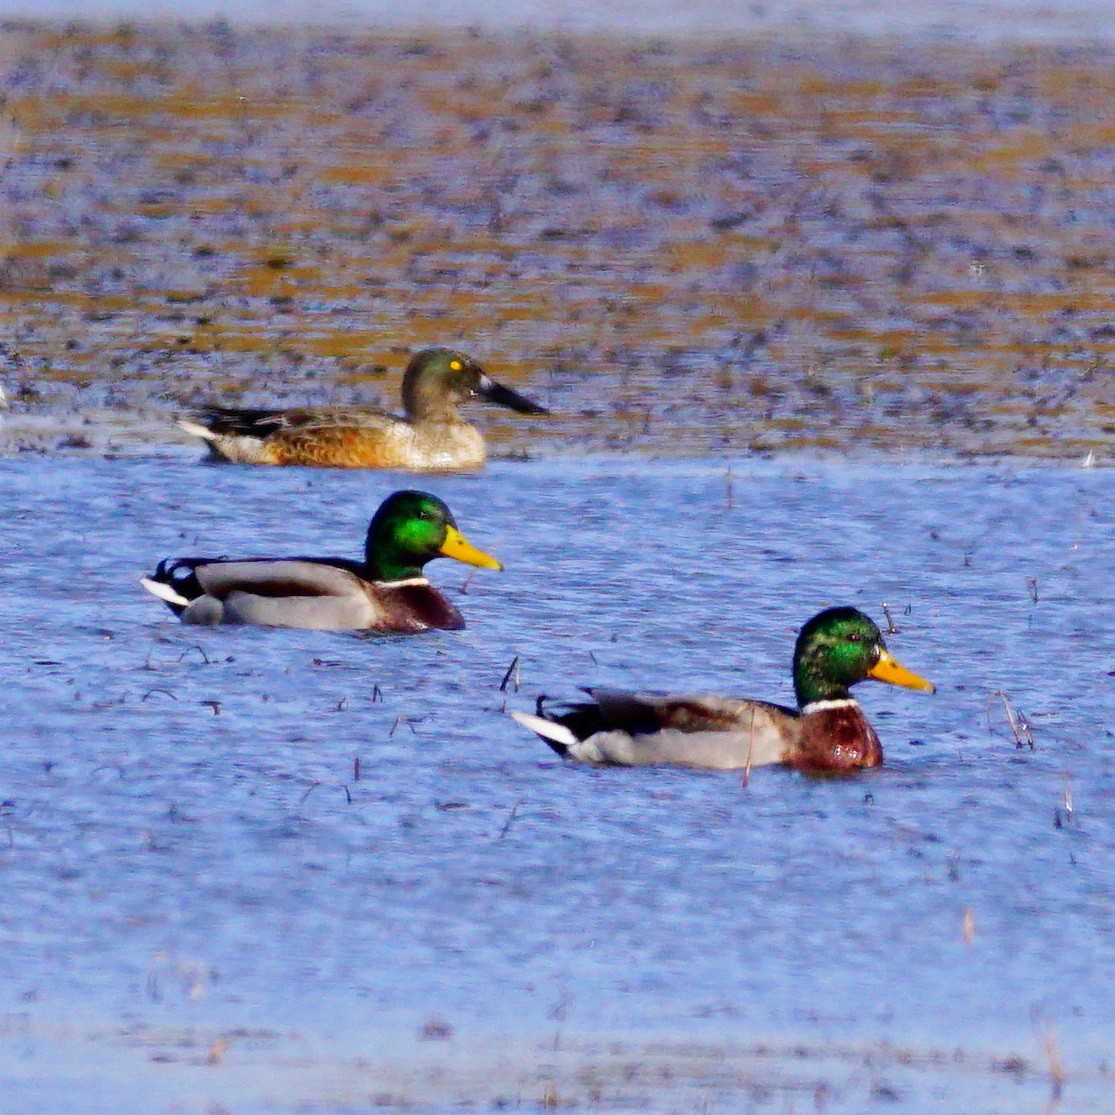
left=868, top=648, right=935, bottom=692
left=439, top=525, right=502, bottom=570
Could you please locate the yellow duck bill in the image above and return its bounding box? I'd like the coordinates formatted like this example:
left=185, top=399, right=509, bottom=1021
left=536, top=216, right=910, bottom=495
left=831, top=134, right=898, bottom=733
left=438, top=526, right=503, bottom=570
left=868, top=648, right=935, bottom=692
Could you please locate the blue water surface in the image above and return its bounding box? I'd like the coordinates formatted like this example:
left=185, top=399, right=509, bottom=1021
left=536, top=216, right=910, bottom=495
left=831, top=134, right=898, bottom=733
left=0, top=453, right=1112, bottom=1112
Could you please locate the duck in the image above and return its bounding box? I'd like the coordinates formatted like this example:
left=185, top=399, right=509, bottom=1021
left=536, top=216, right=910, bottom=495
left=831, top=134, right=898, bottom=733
left=178, top=347, right=548, bottom=469
left=511, top=607, right=934, bottom=774
left=140, top=490, right=501, bottom=630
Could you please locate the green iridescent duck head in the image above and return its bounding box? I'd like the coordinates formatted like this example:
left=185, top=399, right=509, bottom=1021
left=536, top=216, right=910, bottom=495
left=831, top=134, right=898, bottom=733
left=792, top=606, right=935, bottom=708
left=364, top=490, right=502, bottom=582
left=401, top=347, right=548, bottom=422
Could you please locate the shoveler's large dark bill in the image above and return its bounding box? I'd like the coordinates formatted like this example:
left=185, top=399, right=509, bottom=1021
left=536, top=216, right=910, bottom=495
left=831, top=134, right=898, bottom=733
left=438, top=525, right=502, bottom=570
left=868, top=649, right=935, bottom=692
left=476, top=374, right=548, bottom=415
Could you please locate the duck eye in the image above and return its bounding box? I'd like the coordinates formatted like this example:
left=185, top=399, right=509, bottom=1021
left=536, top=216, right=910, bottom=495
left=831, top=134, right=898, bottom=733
left=846, top=633, right=862, bottom=643
left=449, top=359, right=463, bottom=372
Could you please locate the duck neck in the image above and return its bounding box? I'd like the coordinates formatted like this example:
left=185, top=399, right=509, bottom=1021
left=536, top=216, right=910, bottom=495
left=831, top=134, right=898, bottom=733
left=793, top=662, right=852, bottom=711
left=402, top=377, right=460, bottom=423
left=364, top=537, right=426, bottom=583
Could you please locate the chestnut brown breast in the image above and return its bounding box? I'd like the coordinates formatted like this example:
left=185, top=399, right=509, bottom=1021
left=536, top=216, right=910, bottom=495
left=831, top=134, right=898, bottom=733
left=373, top=582, right=465, bottom=632
left=793, top=701, right=883, bottom=774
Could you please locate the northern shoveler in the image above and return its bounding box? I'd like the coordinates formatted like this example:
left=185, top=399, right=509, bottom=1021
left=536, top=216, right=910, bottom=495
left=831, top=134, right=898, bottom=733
left=178, top=347, right=547, bottom=469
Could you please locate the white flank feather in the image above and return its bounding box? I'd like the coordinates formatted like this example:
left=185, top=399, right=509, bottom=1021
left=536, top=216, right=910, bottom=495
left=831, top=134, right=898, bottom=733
left=510, top=710, right=578, bottom=749
left=140, top=576, right=190, bottom=607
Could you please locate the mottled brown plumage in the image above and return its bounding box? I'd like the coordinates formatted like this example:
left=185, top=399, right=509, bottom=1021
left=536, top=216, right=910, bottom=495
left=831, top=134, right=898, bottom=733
left=178, top=347, right=547, bottom=469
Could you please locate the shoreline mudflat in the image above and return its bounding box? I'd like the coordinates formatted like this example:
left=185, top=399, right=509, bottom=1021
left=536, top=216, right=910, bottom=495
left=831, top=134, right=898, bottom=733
left=1, top=23, right=1112, bottom=459
left=5, top=1012, right=1107, bottom=1113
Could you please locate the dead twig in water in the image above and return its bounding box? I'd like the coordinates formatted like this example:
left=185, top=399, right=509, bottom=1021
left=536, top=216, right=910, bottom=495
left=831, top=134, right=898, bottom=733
left=987, top=690, right=1035, bottom=750
left=725, top=466, right=734, bottom=510
left=881, top=602, right=899, bottom=634
left=499, top=655, right=521, bottom=693
left=742, top=707, right=756, bottom=788
left=458, top=570, right=476, bottom=595
left=206, top=1038, right=229, bottom=1065
left=1027, top=577, right=1039, bottom=604
left=1054, top=772, right=1074, bottom=829
left=389, top=716, right=420, bottom=737
left=1044, top=1030, right=1065, bottom=1105
left=498, top=799, right=523, bottom=840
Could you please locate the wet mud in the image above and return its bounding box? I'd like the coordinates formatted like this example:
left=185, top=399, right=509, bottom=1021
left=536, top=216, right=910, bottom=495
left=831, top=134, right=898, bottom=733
left=0, top=23, right=1113, bottom=459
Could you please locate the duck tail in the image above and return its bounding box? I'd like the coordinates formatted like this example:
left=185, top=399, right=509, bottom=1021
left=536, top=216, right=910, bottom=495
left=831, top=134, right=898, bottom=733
left=177, top=417, right=217, bottom=441
left=140, top=575, right=190, bottom=609
left=510, top=710, right=578, bottom=757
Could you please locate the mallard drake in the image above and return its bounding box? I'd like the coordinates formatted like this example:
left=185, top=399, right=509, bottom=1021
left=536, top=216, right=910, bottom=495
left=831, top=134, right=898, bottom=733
left=178, top=347, right=547, bottom=469
left=140, top=490, right=501, bottom=630
left=512, top=607, right=934, bottom=775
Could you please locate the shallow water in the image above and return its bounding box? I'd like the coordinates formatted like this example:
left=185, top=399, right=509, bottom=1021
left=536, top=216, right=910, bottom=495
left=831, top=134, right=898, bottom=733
left=4, top=0, right=1115, bottom=42
left=1, top=452, right=1113, bottom=1111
